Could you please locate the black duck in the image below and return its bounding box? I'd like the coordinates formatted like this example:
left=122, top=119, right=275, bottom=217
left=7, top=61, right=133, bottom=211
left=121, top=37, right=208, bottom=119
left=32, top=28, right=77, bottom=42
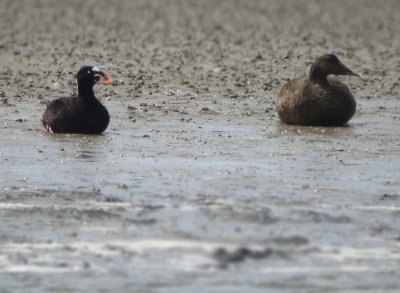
left=42, top=66, right=112, bottom=134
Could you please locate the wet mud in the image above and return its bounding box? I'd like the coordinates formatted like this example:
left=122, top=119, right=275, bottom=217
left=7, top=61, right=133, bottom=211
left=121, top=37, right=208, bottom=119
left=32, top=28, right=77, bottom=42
left=1, top=0, right=400, bottom=292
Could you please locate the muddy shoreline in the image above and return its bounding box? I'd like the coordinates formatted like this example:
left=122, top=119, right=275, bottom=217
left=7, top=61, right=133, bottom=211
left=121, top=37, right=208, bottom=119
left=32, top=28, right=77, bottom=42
left=1, top=0, right=400, bottom=292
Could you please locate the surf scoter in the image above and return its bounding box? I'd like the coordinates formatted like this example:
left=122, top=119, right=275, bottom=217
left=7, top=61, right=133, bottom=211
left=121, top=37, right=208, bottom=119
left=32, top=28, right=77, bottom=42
left=42, top=66, right=112, bottom=134
left=276, top=54, right=359, bottom=126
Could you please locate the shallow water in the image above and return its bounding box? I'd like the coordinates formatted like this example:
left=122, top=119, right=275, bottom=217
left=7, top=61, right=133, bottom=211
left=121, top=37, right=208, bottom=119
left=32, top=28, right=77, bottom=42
left=2, top=98, right=400, bottom=292
left=1, top=0, right=400, bottom=291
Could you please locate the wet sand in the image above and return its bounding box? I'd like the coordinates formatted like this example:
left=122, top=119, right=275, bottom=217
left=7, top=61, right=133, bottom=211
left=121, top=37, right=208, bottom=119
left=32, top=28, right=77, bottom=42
left=1, top=0, right=400, bottom=292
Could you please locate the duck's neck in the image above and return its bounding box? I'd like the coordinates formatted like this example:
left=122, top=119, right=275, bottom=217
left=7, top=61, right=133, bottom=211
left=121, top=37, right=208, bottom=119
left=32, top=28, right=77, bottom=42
left=309, top=65, right=328, bottom=85
left=78, top=80, right=95, bottom=99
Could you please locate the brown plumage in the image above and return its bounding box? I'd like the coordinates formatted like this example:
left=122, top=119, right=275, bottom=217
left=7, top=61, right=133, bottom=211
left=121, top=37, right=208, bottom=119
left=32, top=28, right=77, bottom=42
left=276, top=54, right=359, bottom=126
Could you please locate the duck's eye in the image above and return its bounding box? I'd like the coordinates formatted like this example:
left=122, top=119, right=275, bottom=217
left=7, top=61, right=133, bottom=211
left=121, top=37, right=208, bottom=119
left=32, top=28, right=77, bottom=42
left=94, top=74, right=102, bottom=83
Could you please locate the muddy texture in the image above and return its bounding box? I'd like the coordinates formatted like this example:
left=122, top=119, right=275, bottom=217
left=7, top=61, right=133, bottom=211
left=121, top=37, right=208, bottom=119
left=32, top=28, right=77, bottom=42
left=1, top=0, right=400, bottom=292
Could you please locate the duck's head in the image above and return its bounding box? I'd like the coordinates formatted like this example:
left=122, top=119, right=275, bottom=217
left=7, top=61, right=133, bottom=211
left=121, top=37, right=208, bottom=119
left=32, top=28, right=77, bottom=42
left=310, top=54, right=359, bottom=81
left=77, top=66, right=112, bottom=87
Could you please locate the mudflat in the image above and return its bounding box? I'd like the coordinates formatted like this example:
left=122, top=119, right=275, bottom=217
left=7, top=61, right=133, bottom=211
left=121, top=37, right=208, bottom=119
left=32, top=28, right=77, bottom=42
left=1, top=0, right=400, bottom=292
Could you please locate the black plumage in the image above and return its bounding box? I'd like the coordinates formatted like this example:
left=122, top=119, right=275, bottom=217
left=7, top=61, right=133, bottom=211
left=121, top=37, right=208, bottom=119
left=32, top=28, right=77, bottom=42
left=42, top=66, right=112, bottom=134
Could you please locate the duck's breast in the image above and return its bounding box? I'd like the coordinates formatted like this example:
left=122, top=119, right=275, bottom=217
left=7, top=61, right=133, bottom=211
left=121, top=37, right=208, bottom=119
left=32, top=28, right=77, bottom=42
left=84, top=101, right=110, bottom=134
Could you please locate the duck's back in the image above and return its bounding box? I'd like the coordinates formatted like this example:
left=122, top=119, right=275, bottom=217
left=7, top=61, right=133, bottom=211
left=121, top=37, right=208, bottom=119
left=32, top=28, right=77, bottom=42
left=277, top=77, right=356, bottom=126
left=42, top=96, right=110, bottom=134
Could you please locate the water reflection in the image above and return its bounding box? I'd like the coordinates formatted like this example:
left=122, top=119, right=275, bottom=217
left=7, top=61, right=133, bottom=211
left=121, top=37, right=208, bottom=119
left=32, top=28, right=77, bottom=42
left=48, top=133, right=110, bottom=162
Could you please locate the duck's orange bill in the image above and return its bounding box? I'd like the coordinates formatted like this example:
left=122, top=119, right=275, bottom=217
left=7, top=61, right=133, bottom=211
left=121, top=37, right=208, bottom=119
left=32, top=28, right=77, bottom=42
left=103, top=75, right=112, bottom=85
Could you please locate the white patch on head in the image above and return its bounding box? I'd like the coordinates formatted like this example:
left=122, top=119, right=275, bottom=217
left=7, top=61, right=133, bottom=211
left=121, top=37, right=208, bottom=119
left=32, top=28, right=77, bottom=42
left=92, top=66, right=100, bottom=72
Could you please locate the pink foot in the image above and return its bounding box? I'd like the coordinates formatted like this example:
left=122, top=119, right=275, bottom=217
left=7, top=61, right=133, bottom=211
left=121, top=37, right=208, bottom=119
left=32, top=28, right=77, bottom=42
left=44, top=124, right=54, bottom=134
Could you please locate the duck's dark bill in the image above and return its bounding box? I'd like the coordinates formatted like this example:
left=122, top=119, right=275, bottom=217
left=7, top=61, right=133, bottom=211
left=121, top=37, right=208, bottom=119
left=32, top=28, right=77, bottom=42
left=341, top=64, right=360, bottom=77
left=346, top=70, right=360, bottom=77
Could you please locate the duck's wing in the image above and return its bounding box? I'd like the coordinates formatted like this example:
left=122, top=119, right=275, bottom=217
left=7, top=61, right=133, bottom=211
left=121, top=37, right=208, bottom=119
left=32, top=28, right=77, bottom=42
left=293, top=78, right=355, bottom=125
left=42, top=96, right=84, bottom=133
left=277, top=77, right=327, bottom=125
left=277, top=77, right=313, bottom=108
left=279, top=77, right=304, bottom=95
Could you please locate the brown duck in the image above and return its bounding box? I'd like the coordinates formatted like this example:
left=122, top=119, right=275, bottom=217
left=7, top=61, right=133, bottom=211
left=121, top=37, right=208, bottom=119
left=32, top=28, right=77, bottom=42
left=276, top=54, right=359, bottom=126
